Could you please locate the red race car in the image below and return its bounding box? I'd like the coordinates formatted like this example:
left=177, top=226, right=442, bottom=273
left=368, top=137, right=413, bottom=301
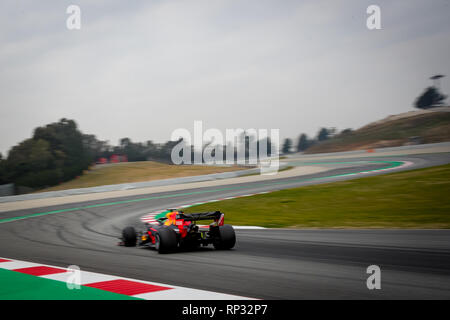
left=120, top=210, right=236, bottom=253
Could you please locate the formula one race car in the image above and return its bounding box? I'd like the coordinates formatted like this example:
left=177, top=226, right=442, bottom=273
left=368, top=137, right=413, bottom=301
left=120, top=210, right=236, bottom=253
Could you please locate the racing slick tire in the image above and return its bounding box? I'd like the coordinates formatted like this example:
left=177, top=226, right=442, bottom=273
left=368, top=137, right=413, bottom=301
left=122, top=226, right=137, bottom=247
left=155, top=227, right=178, bottom=253
left=213, top=224, right=236, bottom=250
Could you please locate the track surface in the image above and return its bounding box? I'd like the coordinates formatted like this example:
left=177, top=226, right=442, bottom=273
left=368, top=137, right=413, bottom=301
left=1, top=153, right=450, bottom=299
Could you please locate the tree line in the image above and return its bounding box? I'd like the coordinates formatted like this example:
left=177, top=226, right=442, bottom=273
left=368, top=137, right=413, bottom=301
left=0, top=119, right=188, bottom=189
left=0, top=119, right=275, bottom=191
left=281, top=127, right=346, bottom=154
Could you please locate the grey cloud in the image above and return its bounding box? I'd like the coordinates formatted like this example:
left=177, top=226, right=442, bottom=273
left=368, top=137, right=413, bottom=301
left=0, top=0, right=449, bottom=155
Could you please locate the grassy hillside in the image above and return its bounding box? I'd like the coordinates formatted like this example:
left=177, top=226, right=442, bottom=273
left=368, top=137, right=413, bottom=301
left=184, top=163, right=450, bottom=228
left=37, top=161, right=245, bottom=192
left=305, top=111, right=450, bottom=154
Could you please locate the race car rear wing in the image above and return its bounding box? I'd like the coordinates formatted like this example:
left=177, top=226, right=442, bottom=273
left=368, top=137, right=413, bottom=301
left=156, top=210, right=225, bottom=225
left=178, top=211, right=223, bottom=222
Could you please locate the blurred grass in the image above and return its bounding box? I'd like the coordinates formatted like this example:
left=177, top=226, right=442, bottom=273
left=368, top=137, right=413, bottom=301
left=37, top=161, right=244, bottom=192
left=185, top=164, right=450, bottom=228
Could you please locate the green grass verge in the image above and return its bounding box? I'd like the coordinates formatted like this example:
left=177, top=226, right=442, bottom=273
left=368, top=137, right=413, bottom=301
left=184, top=164, right=450, bottom=228
left=0, top=268, right=140, bottom=300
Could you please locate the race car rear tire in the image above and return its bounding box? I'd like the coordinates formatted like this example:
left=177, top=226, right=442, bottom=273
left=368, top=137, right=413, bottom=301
left=213, top=224, right=236, bottom=250
left=155, top=227, right=178, bottom=253
left=122, top=226, right=137, bottom=247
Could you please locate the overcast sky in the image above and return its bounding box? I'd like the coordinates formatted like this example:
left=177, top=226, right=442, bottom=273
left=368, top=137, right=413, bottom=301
left=1, top=0, right=449, bottom=155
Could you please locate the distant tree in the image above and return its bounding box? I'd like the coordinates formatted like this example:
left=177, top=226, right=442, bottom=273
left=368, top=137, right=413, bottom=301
left=6, top=119, right=91, bottom=188
left=119, top=137, right=131, bottom=148
left=142, top=140, right=158, bottom=160
left=82, top=134, right=112, bottom=162
left=157, top=139, right=183, bottom=163
left=281, top=138, right=293, bottom=154
left=317, top=128, right=329, bottom=141
left=33, top=118, right=91, bottom=179
left=296, top=134, right=310, bottom=152
left=316, top=127, right=337, bottom=142
left=415, top=86, right=447, bottom=109
left=0, top=153, right=6, bottom=184
left=117, top=138, right=147, bottom=161
left=266, top=137, right=273, bottom=156
left=257, top=136, right=273, bottom=158
left=341, top=128, right=353, bottom=135
left=6, top=138, right=62, bottom=188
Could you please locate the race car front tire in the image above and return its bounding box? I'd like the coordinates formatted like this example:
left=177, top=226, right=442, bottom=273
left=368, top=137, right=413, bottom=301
left=122, top=226, right=137, bottom=247
left=155, top=227, right=178, bottom=253
left=213, top=224, right=236, bottom=250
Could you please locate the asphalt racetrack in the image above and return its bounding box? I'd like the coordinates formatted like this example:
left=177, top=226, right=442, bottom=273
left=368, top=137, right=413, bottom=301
left=1, top=152, right=450, bottom=299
